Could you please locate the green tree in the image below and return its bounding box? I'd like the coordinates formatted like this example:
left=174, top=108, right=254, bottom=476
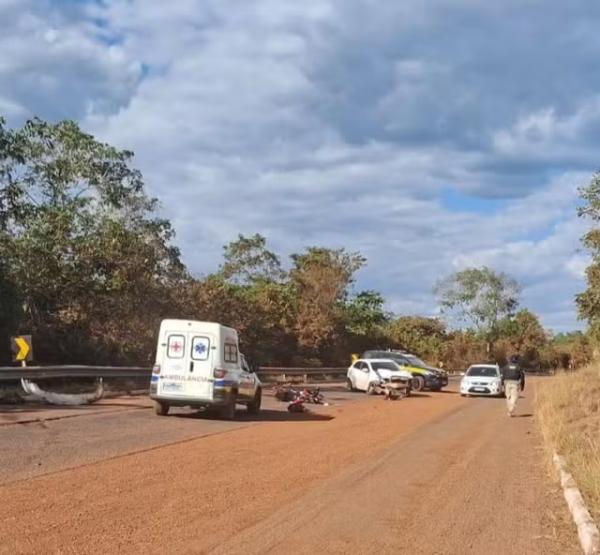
left=576, top=171, right=600, bottom=338
left=0, top=117, right=185, bottom=363
left=344, top=290, right=388, bottom=336
left=434, top=266, right=521, bottom=354
left=385, top=316, right=446, bottom=360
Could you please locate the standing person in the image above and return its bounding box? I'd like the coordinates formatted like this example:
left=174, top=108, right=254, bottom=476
left=501, top=355, right=525, bottom=417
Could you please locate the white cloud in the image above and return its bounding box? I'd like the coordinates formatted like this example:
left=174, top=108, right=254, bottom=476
left=0, top=0, right=142, bottom=122
left=1, top=0, right=599, bottom=332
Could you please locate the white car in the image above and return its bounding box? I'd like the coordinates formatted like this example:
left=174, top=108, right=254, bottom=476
left=460, top=364, right=503, bottom=397
left=347, top=358, right=413, bottom=394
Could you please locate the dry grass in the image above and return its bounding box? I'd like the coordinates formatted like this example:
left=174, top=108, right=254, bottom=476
left=536, top=365, right=600, bottom=523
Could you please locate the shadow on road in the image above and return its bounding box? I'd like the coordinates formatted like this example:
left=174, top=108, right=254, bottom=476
left=515, top=413, right=533, bottom=418
left=175, top=408, right=334, bottom=423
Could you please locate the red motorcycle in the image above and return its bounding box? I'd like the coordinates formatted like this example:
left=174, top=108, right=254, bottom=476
left=274, top=386, right=325, bottom=412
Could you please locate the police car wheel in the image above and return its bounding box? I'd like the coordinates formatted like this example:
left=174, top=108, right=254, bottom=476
left=412, top=376, right=425, bottom=392
left=346, top=378, right=356, bottom=392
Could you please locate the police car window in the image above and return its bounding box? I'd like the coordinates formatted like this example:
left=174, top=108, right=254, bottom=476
left=224, top=343, right=238, bottom=363
left=167, top=334, right=185, bottom=359
left=191, top=336, right=210, bottom=361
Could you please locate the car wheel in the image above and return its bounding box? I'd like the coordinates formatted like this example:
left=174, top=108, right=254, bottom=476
left=412, top=375, right=425, bottom=392
left=219, top=393, right=237, bottom=420
left=346, top=378, right=356, bottom=392
left=247, top=388, right=262, bottom=414
left=366, top=382, right=378, bottom=395
left=154, top=401, right=169, bottom=416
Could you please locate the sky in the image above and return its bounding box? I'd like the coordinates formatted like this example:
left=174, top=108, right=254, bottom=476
left=1, top=0, right=599, bottom=332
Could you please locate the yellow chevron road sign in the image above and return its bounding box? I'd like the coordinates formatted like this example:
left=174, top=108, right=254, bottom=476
left=11, top=335, right=32, bottom=362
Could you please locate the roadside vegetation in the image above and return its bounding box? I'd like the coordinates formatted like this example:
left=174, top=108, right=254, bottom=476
left=536, top=365, right=600, bottom=522
left=0, top=116, right=592, bottom=369
left=535, top=170, right=600, bottom=524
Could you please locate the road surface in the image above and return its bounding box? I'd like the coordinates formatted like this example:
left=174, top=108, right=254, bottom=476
left=0, top=380, right=578, bottom=554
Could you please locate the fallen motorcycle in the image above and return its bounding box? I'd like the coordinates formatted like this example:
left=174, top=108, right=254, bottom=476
left=273, top=385, right=328, bottom=411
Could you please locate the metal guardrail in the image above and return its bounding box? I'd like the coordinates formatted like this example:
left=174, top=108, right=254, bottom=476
left=0, top=365, right=347, bottom=383
left=256, top=367, right=347, bottom=382
left=0, top=366, right=461, bottom=383
left=0, top=365, right=150, bottom=381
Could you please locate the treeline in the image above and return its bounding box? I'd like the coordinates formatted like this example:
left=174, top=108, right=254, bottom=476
left=0, top=117, right=591, bottom=369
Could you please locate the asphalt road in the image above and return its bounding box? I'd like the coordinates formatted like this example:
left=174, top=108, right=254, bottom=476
left=0, top=384, right=358, bottom=484
left=0, top=379, right=579, bottom=554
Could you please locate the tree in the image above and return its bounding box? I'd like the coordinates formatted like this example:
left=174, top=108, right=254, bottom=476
left=0, top=117, right=185, bottom=363
left=290, top=247, right=365, bottom=358
left=440, top=330, right=487, bottom=371
left=434, top=266, right=521, bottom=354
left=344, top=291, right=388, bottom=336
left=385, top=316, right=446, bottom=360
left=548, top=331, right=592, bottom=370
left=495, top=309, right=547, bottom=367
left=220, top=233, right=284, bottom=284
left=576, top=171, right=600, bottom=337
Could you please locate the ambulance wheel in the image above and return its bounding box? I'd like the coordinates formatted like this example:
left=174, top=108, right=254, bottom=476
left=154, top=401, right=169, bottom=416
left=219, top=394, right=237, bottom=420
left=247, top=388, right=262, bottom=414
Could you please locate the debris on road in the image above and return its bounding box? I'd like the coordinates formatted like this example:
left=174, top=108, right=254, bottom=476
left=369, top=379, right=409, bottom=400
left=20, top=378, right=104, bottom=406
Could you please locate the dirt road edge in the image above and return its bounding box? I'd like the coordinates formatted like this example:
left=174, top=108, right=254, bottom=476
left=553, top=452, right=600, bottom=555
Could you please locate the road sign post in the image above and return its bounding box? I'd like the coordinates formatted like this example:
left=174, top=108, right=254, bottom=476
left=11, top=335, right=33, bottom=365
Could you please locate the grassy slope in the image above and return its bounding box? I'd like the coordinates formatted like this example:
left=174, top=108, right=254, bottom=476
left=536, top=366, right=600, bottom=523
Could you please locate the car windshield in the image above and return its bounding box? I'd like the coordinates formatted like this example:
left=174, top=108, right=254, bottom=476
left=371, top=361, right=400, bottom=372
left=466, top=366, right=498, bottom=377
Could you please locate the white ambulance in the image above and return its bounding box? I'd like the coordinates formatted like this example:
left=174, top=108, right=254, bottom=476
left=149, top=319, right=262, bottom=419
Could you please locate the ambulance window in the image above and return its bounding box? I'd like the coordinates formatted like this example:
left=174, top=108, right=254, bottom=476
left=191, top=336, right=210, bottom=361
left=224, top=343, right=238, bottom=363
left=167, top=334, right=185, bottom=359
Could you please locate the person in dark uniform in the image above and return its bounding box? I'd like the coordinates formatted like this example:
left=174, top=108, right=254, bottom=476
left=501, top=355, right=525, bottom=417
